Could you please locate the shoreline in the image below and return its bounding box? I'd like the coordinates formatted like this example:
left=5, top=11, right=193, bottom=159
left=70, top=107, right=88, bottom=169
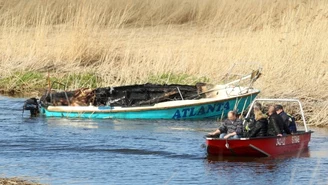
left=0, top=178, right=42, bottom=185
left=1, top=82, right=326, bottom=127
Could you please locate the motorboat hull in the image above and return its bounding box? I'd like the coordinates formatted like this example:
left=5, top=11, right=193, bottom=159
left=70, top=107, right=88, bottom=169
left=206, top=131, right=312, bottom=157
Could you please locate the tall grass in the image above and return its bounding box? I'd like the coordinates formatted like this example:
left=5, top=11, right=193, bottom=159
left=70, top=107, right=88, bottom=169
left=0, top=0, right=327, bottom=125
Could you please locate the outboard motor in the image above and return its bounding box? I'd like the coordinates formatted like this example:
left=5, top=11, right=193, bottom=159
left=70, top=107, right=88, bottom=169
left=23, top=98, right=40, bottom=117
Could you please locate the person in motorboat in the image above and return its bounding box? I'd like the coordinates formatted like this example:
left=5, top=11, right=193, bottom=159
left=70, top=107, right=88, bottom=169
left=244, top=102, right=262, bottom=136
left=275, top=104, right=297, bottom=134
left=208, top=111, right=243, bottom=139
left=247, top=110, right=268, bottom=137
left=267, top=105, right=291, bottom=136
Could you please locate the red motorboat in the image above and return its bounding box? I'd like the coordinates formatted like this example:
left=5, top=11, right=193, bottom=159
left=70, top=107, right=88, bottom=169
left=206, top=98, right=313, bottom=157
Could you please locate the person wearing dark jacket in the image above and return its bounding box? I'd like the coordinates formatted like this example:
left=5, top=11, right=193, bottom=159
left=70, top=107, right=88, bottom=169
left=208, top=111, right=243, bottom=139
left=248, top=110, right=268, bottom=137
left=275, top=105, right=294, bottom=134
left=244, top=103, right=262, bottom=133
left=267, top=106, right=284, bottom=137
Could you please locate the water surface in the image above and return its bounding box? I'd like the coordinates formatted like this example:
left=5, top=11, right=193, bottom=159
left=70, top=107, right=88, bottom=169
left=0, top=96, right=328, bottom=185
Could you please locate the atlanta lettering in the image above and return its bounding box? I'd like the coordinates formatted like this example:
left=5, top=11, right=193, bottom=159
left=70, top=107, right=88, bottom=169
left=172, top=102, right=230, bottom=119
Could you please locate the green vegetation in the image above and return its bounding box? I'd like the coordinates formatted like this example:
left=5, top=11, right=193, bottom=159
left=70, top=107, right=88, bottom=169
left=0, top=71, right=208, bottom=95
left=0, top=71, right=44, bottom=94
left=52, top=73, right=101, bottom=90
left=0, top=71, right=101, bottom=95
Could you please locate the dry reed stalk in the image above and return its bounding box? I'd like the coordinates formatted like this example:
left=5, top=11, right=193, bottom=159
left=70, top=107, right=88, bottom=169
left=0, top=0, right=327, bottom=125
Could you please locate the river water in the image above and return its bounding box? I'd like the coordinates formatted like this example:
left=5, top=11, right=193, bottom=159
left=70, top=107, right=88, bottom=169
left=0, top=95, right=328, bottom=185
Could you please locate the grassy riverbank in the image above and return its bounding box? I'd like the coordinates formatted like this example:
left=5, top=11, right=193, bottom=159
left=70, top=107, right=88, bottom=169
left=0, top=178, right=42, bottom=185
left=0, top=0, right=327, bottom=126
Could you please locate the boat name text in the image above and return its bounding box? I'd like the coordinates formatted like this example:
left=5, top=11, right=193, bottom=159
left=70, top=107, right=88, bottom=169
left=276, top=137, right=286, bottom=146
left=172, top=102, right=230, bottom=119
left=292, top=136, right=300, bottom=144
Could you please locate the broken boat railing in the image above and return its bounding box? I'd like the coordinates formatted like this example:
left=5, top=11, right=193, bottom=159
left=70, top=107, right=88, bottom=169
left=45, top=81, right=71, bottom=106
left=190, top=68, right=262, bottom=99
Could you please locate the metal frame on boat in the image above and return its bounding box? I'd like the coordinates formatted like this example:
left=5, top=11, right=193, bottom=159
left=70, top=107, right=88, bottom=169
left=206, top=98, right=313, bottom=157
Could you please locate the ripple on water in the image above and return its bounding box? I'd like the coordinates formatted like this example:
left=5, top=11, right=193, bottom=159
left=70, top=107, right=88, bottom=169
left=0, top=96, right=328, bottom=185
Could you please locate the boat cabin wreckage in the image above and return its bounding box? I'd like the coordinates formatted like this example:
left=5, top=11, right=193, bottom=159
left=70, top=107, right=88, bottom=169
left=42, top=83, right=208, bottom=107
left=23, top=69, right=261, bottom=120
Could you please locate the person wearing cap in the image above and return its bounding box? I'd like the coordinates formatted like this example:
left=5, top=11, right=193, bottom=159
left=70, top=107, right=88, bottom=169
left=275, top=105, right=292, bottom=134
left=208, top=111, right=243, bottom=139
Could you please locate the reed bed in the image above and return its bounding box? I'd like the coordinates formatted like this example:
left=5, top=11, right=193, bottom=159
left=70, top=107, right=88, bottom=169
left=0, top=0, right=327, bottom=125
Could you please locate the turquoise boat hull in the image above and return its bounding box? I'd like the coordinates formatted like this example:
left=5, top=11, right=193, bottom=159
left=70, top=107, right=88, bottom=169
left=40, top=92, right=259, bottom=120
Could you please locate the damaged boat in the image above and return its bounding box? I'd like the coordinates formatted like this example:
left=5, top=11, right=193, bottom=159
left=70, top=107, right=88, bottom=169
left=23, top=70, right=261, bottom=120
